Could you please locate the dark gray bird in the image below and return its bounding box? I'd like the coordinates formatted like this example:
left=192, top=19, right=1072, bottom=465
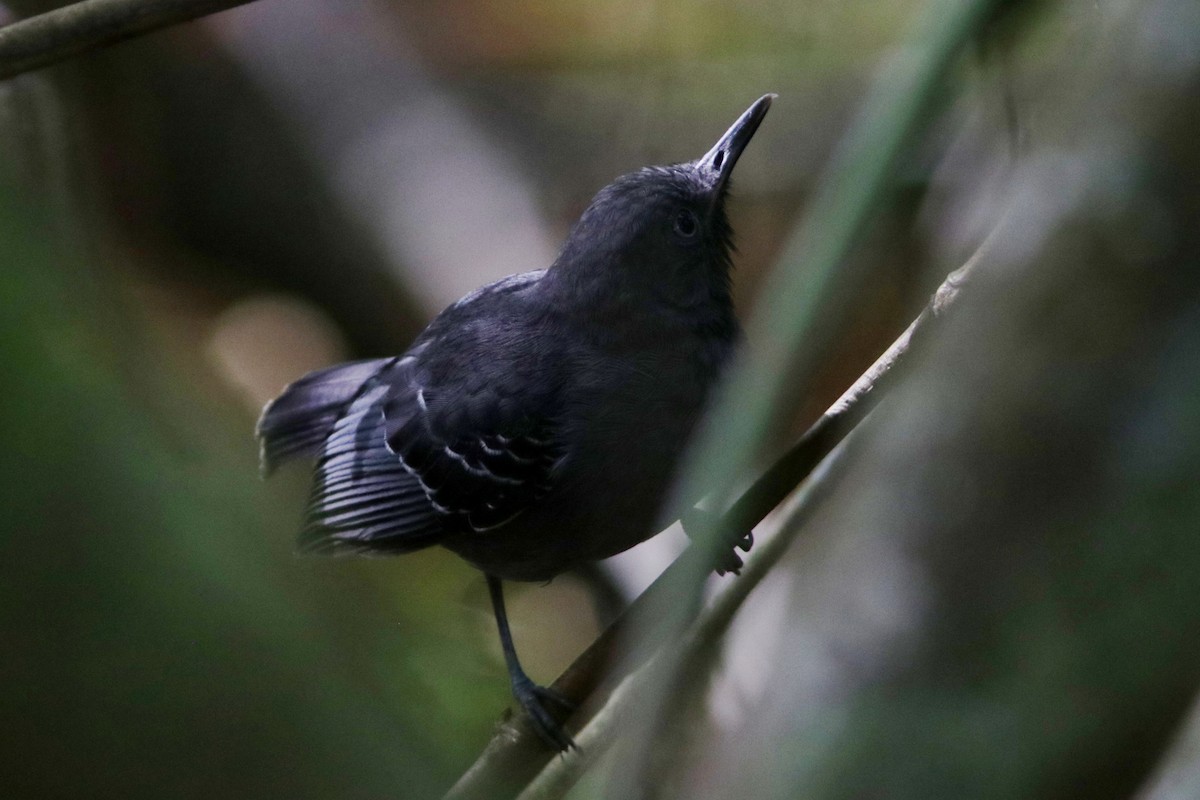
left=257, top=94, right=774, bottom=750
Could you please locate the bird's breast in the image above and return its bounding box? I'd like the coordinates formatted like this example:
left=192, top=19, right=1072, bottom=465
left=442, top=321, right=735, bottom=582
left=556, top=332, right=731, bottom=541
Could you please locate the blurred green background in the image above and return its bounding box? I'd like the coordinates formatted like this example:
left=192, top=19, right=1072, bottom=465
left=4, top=0, right=1200, bottom=798
left=3, top=2, right=889, bottom=795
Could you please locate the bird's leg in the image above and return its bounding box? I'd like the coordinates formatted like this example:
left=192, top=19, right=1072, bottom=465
left=485, top=574, right=577, bottom=751
left=680, top=505, right=754, bottom=576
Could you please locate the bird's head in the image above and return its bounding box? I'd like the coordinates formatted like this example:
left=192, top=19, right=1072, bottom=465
left=551, top=95, right=775, bottom=311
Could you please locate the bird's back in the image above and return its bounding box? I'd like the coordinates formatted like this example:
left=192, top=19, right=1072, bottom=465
left=259, top=270, right=556, bottom=555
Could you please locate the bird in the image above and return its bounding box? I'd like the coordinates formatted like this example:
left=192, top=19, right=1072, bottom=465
left=257, top=94, right=774, bottom=751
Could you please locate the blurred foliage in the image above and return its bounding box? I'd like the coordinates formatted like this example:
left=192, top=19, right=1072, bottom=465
left=0, top=86, right=496, bottom=796
left=0, top=63, right=502, bottom=800
left=3, top=0, right=1200, bottom=798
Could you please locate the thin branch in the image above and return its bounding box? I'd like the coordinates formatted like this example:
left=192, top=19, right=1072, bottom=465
left=448, top=14, right=1020, bottom=788
left=515, top=438, right=854, bottom=800
left=444, top=546, right=709, bottom=800
left=613, top=1, right=1008, bottom=791
left=0, top=0, right=260, bottom=80
left=723, top=215, right=1002, bottom=544
left=443, top=224, right=999, bottom=800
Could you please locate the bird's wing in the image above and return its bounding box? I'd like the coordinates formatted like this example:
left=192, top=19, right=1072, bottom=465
left=295, top=269, right=560, bottom=553
left=298, top=364, right=445, bottom=555
left=256, top=358, right=395, bottom=475
left=380, top=348, right=564, bottom=533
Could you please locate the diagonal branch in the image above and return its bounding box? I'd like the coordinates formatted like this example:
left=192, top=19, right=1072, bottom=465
left=0, top=0, right=261, bottom=80
left=515, top=435, right=855, bottom=800
left=443, top=222, right=999, bottom=800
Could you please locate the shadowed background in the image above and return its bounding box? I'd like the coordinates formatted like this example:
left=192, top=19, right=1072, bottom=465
left=3, top=0, right=1199, bottom=798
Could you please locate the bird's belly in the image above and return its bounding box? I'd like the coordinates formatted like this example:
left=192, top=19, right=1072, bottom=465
left=441, top=475, right=679, bottom=583
left=443, top=379, right=707, bottom=582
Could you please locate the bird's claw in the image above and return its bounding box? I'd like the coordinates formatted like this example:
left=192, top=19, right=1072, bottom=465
left=513, top=677, right=577, bottom=752
left=714, top=531, right=754, bottom=575
left=683, top=507, right=755, bottom=576
left=714, top=551, right=743, bottom=576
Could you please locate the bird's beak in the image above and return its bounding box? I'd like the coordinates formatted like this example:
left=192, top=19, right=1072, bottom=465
left=696, top=93, right=775, bottom=204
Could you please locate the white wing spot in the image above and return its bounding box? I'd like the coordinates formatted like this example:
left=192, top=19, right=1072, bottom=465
left=442, top=444, right=521, bottom=484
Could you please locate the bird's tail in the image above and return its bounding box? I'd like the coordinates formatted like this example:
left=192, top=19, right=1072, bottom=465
left=256, top=358, right=395, bottom=475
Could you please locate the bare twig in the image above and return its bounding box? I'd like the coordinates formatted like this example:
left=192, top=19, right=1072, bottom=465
left=452, top=12, right=1016, bottom=788
left=0, top=0, right=260, bottom=80
left=724, top=215, right=1001, bottom=545
left=515, top=438, right=854, bottom=800
left=613, top=2, right=1008, bottom=792
left=443, top=225, right=999, bottom=800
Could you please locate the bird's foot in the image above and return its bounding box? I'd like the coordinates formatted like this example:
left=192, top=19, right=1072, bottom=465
left=512, top=676, right=577, bottom=752
left=681, top=507, right=754, bottom=576
left=712, top=531, right=754, bottom=576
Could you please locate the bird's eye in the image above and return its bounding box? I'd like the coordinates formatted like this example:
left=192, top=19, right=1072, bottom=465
left=673, top=209, right=700, bottom=241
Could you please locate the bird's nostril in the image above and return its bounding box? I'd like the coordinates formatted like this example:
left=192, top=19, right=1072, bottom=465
left=712, top=149, right=725, bottom=171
